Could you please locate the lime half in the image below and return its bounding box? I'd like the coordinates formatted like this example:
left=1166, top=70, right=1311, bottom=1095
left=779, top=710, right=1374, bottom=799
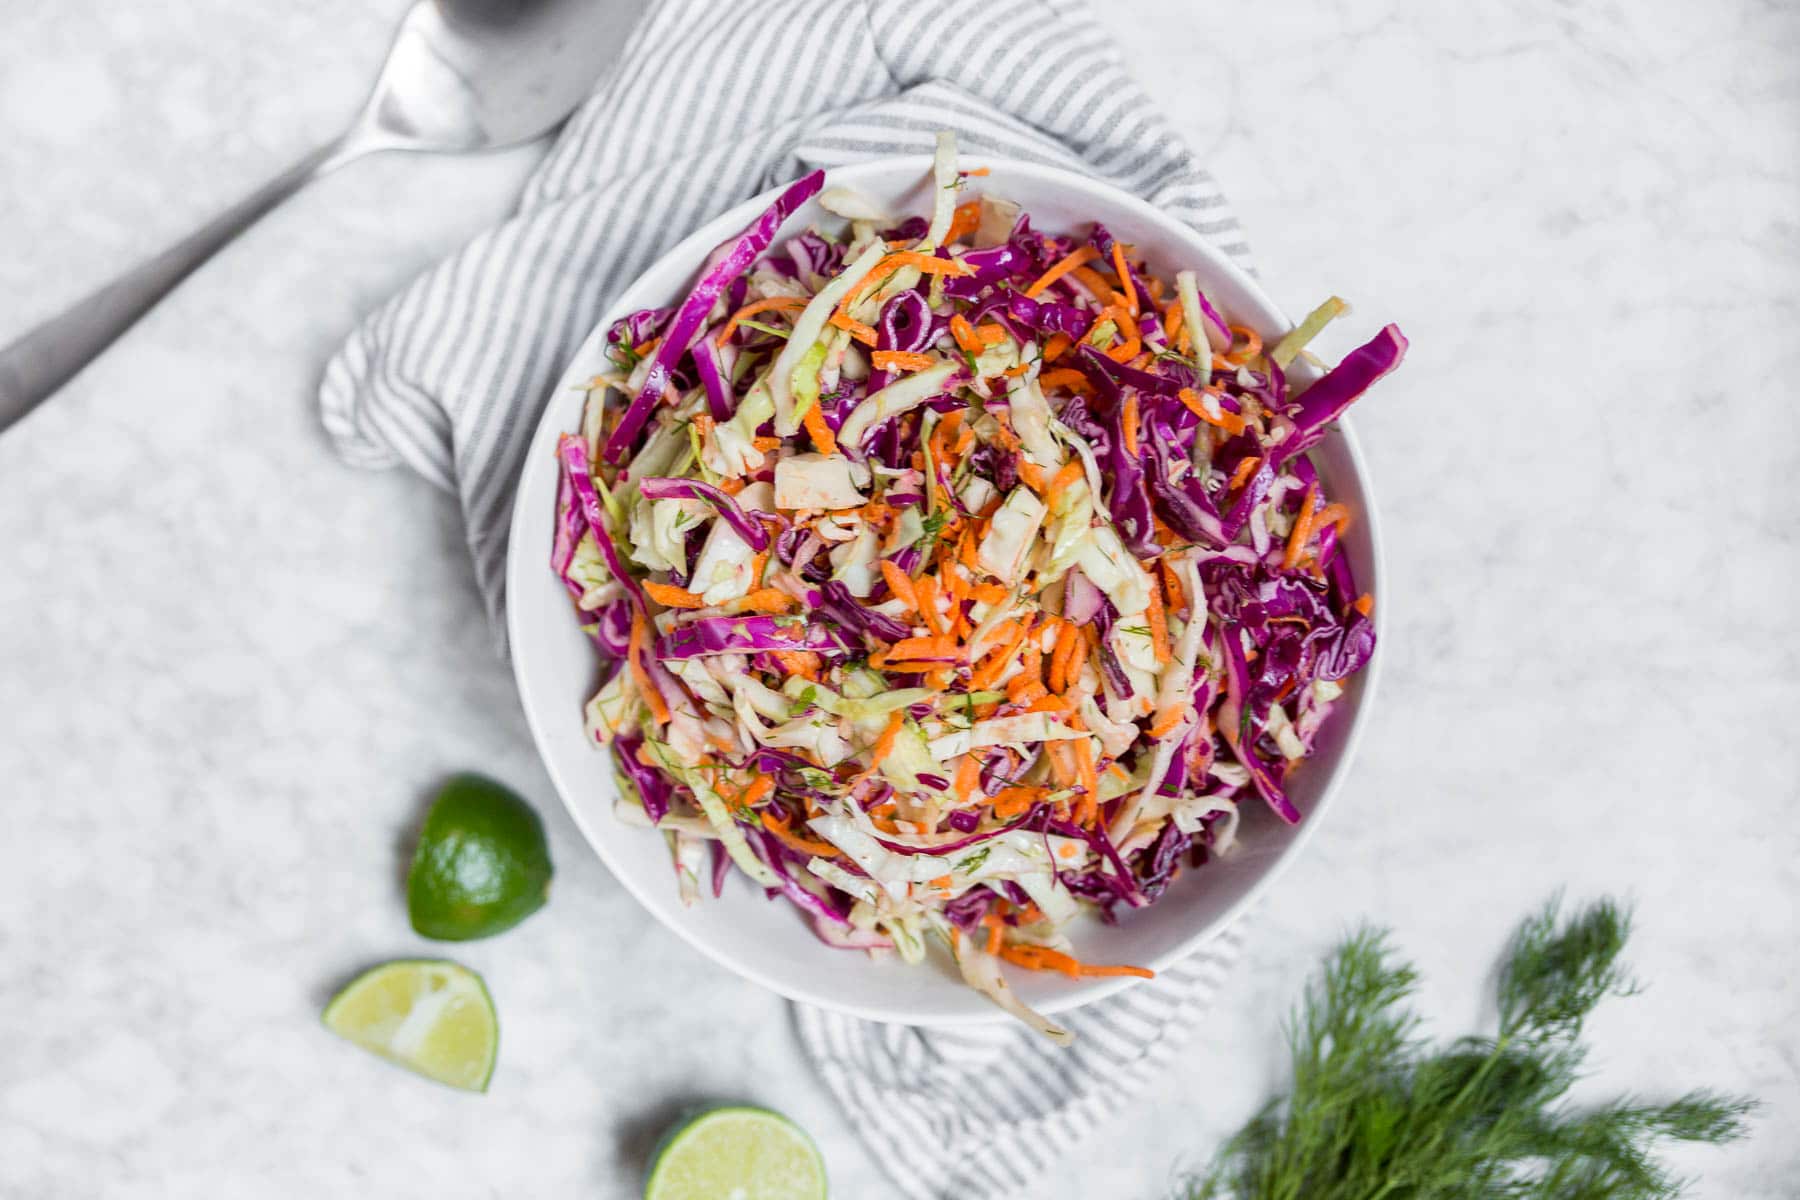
left=646, top=1106, right=827, bottom=1200
left=408, top=774, right=553, bottom=941
left=322, top=959, right=498, bottom=1092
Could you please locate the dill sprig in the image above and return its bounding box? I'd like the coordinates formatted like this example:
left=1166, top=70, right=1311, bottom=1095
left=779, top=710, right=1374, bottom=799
left=1182, top=897, right=1756, bottom=1200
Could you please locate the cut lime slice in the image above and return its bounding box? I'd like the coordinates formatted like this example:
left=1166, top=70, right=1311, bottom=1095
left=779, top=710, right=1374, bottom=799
left=646, top=1106, right=827, bottom=1200
left=322, top=959, right=498, bottom=1093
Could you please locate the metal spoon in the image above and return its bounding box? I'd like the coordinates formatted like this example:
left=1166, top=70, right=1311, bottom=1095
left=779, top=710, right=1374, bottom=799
left=0, top=0, right=623, bottom=434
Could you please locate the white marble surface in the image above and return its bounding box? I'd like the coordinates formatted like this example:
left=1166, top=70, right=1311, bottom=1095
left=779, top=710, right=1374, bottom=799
left=2, top=0, right=1796, bottom=1195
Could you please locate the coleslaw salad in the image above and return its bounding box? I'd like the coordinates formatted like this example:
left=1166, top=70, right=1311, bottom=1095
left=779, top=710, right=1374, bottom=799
left=550, top=135, right=1405, bottom=1042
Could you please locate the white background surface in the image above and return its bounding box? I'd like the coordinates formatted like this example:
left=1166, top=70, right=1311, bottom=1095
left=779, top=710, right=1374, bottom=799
left=2, top=1, right=1795, bottom=1196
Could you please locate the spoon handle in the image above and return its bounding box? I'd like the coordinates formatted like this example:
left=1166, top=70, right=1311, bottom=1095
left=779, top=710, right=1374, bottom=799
left=0, top=140, right=346, bottom=435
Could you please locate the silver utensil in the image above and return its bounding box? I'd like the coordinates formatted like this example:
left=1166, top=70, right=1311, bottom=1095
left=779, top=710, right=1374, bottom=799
left=0, top=0, right=621, bottom=434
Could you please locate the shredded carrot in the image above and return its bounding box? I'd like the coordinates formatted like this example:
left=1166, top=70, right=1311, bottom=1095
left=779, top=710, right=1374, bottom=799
left=771, top=650, right=821, bottom=681
left=983, top=914, right=1004, bottom=954
left=1015, top=457, right=1047, bottom=495
left=717, top=295, right=808, bottom=345
left=883, top=250, right=975, bottom=277
left=1282, top=483, right=1319, bottom=570
left=1164, top=298, right=1186, bottom=346
left=1071, top=732, right=1098, bottom=808
left=752, top=435, right=783, bottom=452
left=760, top=810, right=841, bottom=858
left=966, top=582, right=1008, bottom=606
left=1049, top=620, right=1081, bottom=693
left=887, top=635, right=959, bottom=661
left=879, top=560, right=919, bottom=612
left=945, top=198, right=983, bottom=245
left=741, top=776, right=773, bottom=807
left=1158, top=557, right=1185, bottom=613
left=1043, top=332, right=1073, bottom=362
left=1077, top=962, right=1156, bottom=979
left=990, top=786, right=1044, bottom=818
left=949, top=314, right=984, bottom=358
left=801, top=403, right=838, bottom=455
left=1110, top=241, right=1138, bottom=315
left=915, top=575, right=946, bottom=636
left=958, top=528, right=981, bottom=571
left=1178, top=386, right=1248, bottom=436
left=1073, top=791, right=1097, bottom=828
left=1223, top=323, right=1264, bottom=364
left=1045, top=742, right=1075, bottom=788
left=627, top=611, right=670, bottom=725
left=1227, top=456, right=1261, bottom=492
left=1049, top=461, right=1086, bottom=496
left=832, top=251, right=976, bottom=331
left=1022, top=629, right=1044, bottom=682
left=974, top=323, right=1007, bottom=346
left=1079, top=626, right=1104, bottom=693
left=644, top=580, right=705, bottom=609
left=1069, top=265, right=1120, bottom=307
left=717, top=476, right=747, bottom=496
left=1023, top=245, right=1100, bottom=299
left=999, top=942, right=1154, bottom=979
left=730, top=588, right=798, bottom=615
left=1148, top=706, right=1185, bottom=738
left=1001, top=363, right=1030, bottom=378
left=827, top=310, right=878, bottom=345
left=1121, top=392, right=1140, bottom=456
left=1037, top=368, right=1093, bottom=395
left=1145, top=584, right=1171, bottom=665
left=1313, top=502, right=1353, bottom=534
left=1007, top=674, right=1048, bottom=706
left=1097, top=303, right=1143, bottom=364
left=970, top=621, right=1032, bottom=691
left=872, top=350, right=936, bottom=372
left=748, top=549, right=769, bottom=585
left=954, top=753, right=982, bottom=802
left=1353, top=593, right=1375, bottom=618
left=928, top=874, right=953, bottom=892
left=868, top=711, right=907, bottom=768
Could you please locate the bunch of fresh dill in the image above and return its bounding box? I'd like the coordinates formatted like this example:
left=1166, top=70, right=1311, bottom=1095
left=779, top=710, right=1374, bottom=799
left=1181, top=897, right=1756, bottom=1200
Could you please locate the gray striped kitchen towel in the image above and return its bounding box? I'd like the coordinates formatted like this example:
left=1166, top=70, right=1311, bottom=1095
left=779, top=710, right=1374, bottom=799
left=321, top=1, right=1251, bottom=1196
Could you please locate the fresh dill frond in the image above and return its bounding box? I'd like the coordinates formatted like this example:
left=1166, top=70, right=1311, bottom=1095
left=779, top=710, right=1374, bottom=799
left=1180, top=897, right=1756, bottom=1200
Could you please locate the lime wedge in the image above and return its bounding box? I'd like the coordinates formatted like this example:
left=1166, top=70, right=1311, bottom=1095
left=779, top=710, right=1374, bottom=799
left=646, top=1106, right=827, bottom=1200
left=322, top=960, right=498, bottom=1092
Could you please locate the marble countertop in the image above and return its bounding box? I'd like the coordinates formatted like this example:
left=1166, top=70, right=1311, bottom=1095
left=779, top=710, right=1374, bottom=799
left=2, top=0, right=1795, bottom=1195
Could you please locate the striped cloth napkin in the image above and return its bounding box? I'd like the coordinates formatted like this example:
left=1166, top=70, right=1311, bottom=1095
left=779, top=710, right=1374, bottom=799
left=322, top=1, right=1251, bottom=1196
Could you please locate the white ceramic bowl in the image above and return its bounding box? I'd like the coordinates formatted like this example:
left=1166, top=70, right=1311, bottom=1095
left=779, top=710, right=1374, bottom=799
left=506, top=156, right=1385, bottom=1026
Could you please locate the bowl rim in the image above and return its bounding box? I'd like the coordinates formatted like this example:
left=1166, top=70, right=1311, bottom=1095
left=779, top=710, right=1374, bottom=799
left=505, top=153, right=1386, bottom=1025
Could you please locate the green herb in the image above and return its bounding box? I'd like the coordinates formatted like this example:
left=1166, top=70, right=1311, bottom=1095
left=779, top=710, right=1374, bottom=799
left=1179, top=897, right=1756, bottom=1200
left=916, top=508, right=952, bottom=555
left=954, top=844, right=994, bottom=874
left=607, top=341, right=642, bottom=374
left=789, top=686, right=819, bottom=716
